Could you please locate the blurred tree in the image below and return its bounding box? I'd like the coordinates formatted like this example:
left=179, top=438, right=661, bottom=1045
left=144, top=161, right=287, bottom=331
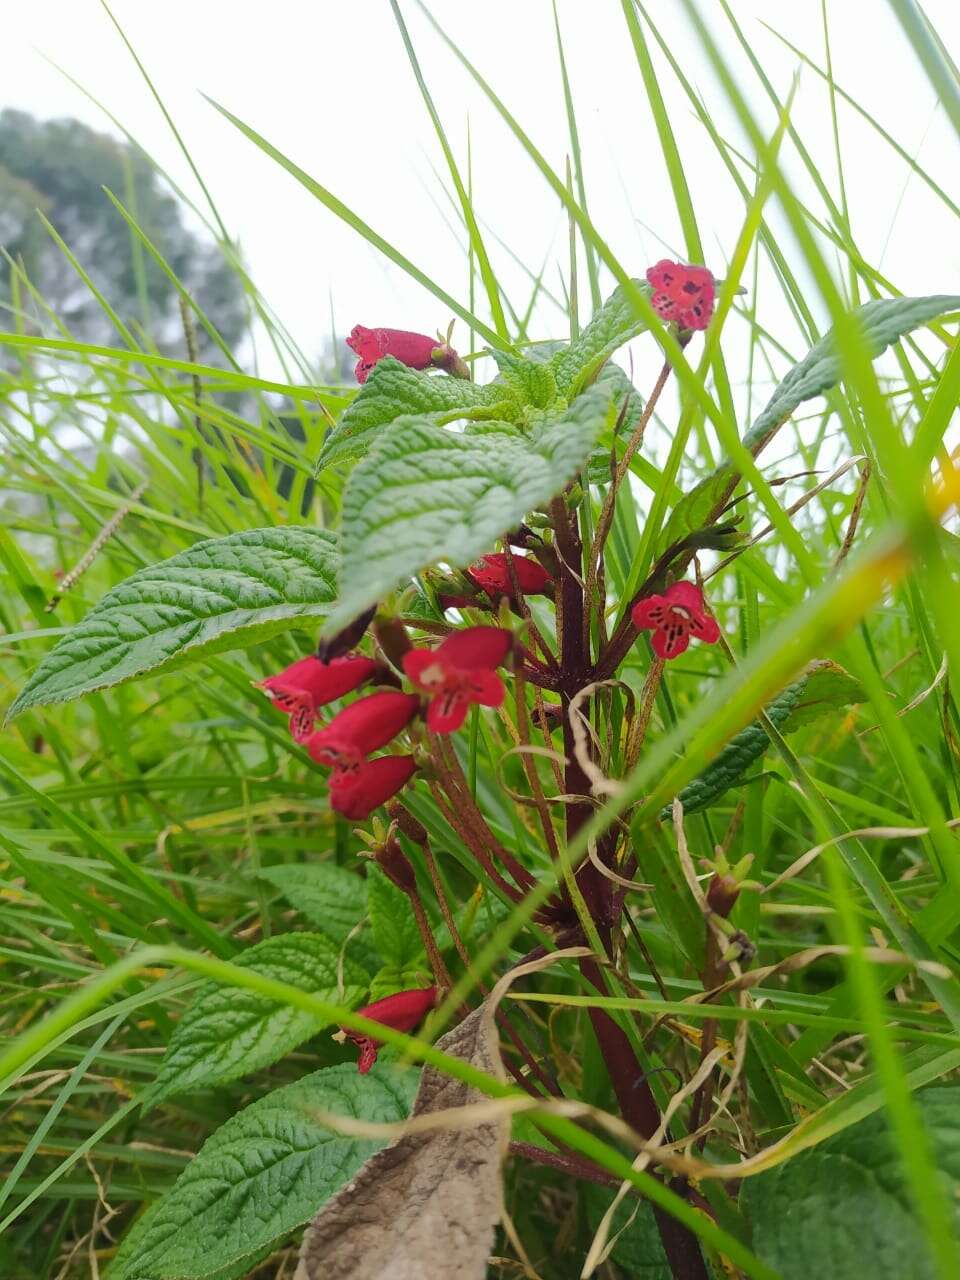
left=0, top=109, right=246, bottom=355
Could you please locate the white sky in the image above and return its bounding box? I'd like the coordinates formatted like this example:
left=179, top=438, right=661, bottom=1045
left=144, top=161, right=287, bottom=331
left=3, top=1, right=960, bottom=395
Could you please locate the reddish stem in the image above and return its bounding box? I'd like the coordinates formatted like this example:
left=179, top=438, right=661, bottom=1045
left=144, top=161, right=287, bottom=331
left=552, top=483, right=709, bottom=1280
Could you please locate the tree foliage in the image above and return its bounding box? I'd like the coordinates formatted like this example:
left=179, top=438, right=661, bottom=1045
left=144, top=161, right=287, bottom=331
left=0, top=109, right=246, bottom=353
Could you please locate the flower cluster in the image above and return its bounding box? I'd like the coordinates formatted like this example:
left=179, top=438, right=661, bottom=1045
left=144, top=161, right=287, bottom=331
left=259, top=623, right=514, bottom=820
left=262, top=267, right=724, bottom=825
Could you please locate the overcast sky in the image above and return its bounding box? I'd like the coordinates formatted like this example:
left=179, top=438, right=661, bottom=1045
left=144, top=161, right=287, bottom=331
left=3, top=1, right=959, bottom=394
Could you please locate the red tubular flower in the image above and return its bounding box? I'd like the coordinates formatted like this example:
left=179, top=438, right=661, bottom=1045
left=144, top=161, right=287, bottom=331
left=346, top=325, right=467, bottom=384
left=257, top=654, right=377, bottom=742
left=306, top=691, right=420, bottom=770
left=631, top=581, right=721, bottom=661
left=335, top=986, right=438, bottom=1074
left=329, top=754, right=417, bottom=821
left=467, top=553, right=552, bottom=601
left=402, top=626, right=512, bottom=734
left=645, top=260, right=715, bottom=331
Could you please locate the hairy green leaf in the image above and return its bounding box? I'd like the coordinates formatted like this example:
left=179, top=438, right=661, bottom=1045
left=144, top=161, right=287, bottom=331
left=258, top=863, right=379, bottom=973
left=368, top=963, right=432, bottom=1001
left=326, top=387, right=611, bottom=629
left=8, top=528, right=339, bottom=716
left=145, top=934, right=367, bottom=1108
left=744, top=1086, right=960, bottom=1280
left=367, top=867, right=426, bottom=973
left=665, top=660, right=865, bottom=817
left=490, top=349, right=559, bottom=409
left=596, top=361, right=645, bottom=433
left=109, top=1064, right=416, bottom=1280
left=317, top=357, right=517, bottom=472
left=550, top=278, right=653, bottom=398
left=660, top=294, right=960, bottom=550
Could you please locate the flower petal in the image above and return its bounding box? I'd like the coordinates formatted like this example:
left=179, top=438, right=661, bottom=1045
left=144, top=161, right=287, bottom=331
left=329, top=755, right=417, bottom=820
left=357, top=1039, right=378, bottom=1074
left=632, top=595, right=668, bottom=630
left=346, top=325, right=380, bottom=361
left=402, top=649, right=448, bottom=691
left=664, top=581, right=707, bottom=612
left=690, top=613, right=721, bottom=644
left=467, top=553, right=552, bottom=598
left=314, top=691, right=420, bottom=758
left=426, top=690, right=470, bottom=734
left=289, top=701, right=318, bottom=743
left=437, top=626, right=512, bottom=671
left=261, top=654, right=378, bottom=707
left=644, top=261, right=715, bottom=331
left=652, top=623, right=691, bottom=661
left=467, top=669, right=505, bottom=709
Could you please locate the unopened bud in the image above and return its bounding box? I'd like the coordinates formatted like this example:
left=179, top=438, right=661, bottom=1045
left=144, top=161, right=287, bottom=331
left=373, top=616, right=412, bottom=669
left=387, top=801, right=428, bottom=845
left=705, top=853, right=754, bottom=918
left=706, top=873, right=740, bottom=919
left=359, top=831, right=417, bottom=894
left=316, top=605, right=376, bottom=663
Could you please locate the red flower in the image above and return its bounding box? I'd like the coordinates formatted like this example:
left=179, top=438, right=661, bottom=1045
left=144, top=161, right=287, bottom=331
left=329, top=754, right=417, bottom=821
left=631, top=581, right=721, bottom=660
left=402, top=626, right=512, bottom=734
left=336, top=986, right=439, bottom=1073
left=645, top=260, right=715, bottom=331
left=257, top=654, right=377, bottom=742
left=306, top=691, right=420, bottom=770
left=346, top=325, right=468, bottom=384
left=467, top=553, right=552, bottom=601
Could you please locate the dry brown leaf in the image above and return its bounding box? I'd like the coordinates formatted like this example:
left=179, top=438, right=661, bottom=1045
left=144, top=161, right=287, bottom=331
left=296, top=949, right=588, bottom=1280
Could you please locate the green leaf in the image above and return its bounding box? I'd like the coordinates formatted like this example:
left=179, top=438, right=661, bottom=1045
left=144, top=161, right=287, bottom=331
left=7, top=528, right=339, bottom=716
left=490, top=350, right=559, bottom=410
left=596, top=361, right=645, bottom=433
left=368, top=963, right=432, bottom=1002
left=743, top=1086, right=960, bottom=1280
left=665, top=660, right=865, bottom=817
left=316, top=357, right=517, bottom=472
left=325, top=388, right=611, bottom=630
left=784, top=657, right=866, bottom=732
left=660, top=294, right=960, bottom=550
left=108, top=1064, right=416, bottom=1280
left=145, top=934, right=368, bottom=1108
left=550, top=278, right=653, bottom=399
left=583, top=1184, right=671, bottom=1278
left=258, top=863, right=379, bottom=974
left=367, top=867, right=426, bottom=972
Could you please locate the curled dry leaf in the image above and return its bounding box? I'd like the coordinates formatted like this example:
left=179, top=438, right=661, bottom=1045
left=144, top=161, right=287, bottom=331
left=296, top=949, right=588, bottom=1280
